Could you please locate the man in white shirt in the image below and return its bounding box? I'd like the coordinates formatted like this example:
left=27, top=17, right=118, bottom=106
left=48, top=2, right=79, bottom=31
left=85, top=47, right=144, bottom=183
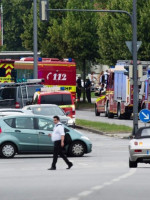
left=48, top=116, right=73, bottom=170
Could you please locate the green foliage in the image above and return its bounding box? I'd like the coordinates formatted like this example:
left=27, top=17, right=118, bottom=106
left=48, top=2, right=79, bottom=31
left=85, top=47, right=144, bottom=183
left=2, top=0, right=150, bottom=65
left=3, top=0, right=32, bottom=51
left=76, top=119, right=132, bottom=133
left=97, top=0, right=132, bottom=65
left=61, top=0, right=99, bottom=62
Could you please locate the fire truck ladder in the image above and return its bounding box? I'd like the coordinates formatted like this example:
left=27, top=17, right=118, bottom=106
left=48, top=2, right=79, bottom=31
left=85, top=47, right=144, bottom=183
left=20, top=85, right=29, bottom=107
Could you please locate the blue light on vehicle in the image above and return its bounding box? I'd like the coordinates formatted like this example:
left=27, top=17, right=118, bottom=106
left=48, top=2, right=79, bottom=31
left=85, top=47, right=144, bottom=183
left=38, top=57, right=42, bottom=61
left=36, top=88, right=41, bottom=92
left=148, top=69, right=150, bottom=77
left=110, top=66, right=115, bottom=68
left=68, top=58, right=72, bottom=62
left=60, top=87, right=65, bottom=90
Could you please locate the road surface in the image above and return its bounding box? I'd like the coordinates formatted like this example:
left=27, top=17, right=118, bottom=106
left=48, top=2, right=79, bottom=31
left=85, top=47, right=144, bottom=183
left=0, top=130, right=149, bottom=200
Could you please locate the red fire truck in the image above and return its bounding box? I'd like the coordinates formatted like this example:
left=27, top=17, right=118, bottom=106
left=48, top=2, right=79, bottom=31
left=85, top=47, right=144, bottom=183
left=140, top=65, right=150, bottom=110
left=95, top=64, right=134, bottom=119
left=95, top=60, right=149, bottom=119
left=14, top=57, right=76, bottom=99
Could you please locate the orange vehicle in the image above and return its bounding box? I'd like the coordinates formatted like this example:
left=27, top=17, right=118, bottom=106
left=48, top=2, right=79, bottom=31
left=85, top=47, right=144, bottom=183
left=33, top=88, right=75, bottom=124
left=95, top=65, right=134, bottom=119
left=14, top=57, right=76, bottom=99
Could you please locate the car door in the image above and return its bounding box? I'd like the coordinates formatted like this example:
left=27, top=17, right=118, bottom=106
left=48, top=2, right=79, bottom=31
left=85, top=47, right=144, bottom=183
left=35, top=117, right=54, bottom=152
left=13, top=116, right=38, bottom=152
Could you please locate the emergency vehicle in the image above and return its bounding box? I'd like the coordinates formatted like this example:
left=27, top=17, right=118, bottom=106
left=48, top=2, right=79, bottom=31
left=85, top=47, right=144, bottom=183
left=33, top=86, right=76, bottom=124
left=95, top=61, right=147, bottom=119
left=0, top=59, right=15, bottom=82
left=140, top=64, right=150, bottom=110
left=14, top=57, right=76, bottom=99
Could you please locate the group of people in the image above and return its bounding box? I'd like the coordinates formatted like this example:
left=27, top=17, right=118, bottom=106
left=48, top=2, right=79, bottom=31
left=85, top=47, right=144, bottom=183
left=76, top=70, right=109, bottom=102
left=76, top=75, right=92, bottom=103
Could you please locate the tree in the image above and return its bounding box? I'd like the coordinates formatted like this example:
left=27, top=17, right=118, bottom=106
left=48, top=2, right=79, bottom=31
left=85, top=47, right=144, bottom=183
left=97, top=0, right=150, bottom=65
left=60, top=0, right=99, bottom=101
left=2, top=0, right=32, bottom=51
left=97, top=0, right=132, bottom=65
left=21, top=0, right=68, bottom=56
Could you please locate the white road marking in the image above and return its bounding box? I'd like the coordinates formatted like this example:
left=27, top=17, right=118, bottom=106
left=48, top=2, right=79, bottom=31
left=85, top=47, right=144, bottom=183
left=67, top=168, right=136, bottom=200
left=78, top=191, right=93, bottom=196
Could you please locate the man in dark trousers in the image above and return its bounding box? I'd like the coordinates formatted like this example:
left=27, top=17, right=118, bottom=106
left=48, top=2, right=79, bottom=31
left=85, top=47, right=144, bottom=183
left=48, top=116, right=73, bottom=170
left=85, top=76, right=91, bottom=103
left=76, top=75, right=82, bottom=102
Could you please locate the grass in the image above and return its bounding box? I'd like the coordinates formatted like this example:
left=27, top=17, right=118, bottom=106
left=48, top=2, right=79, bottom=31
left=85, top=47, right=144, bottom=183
left=75, top=102, right=95, bottom=110
left=76, top=119, right=132, bottom=133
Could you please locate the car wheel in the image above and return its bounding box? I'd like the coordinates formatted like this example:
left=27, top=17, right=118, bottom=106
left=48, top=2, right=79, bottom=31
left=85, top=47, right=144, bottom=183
left=0, top=143, right=16, bottom=158
left=69, top=141, right=86, bottom=157
left=129, top=159, right=137, bottom=168
left=95, top=104, right=100, bottom=116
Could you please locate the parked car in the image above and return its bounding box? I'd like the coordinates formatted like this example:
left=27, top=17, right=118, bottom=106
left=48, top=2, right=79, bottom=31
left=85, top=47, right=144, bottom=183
left=0, top=82, right=43, bottom=108
left=0, top=108, right=32, bottom=117
left=33, top=90, right=75, bottom=123
left=129, top=127, right=150, bottom=168
left=0, top=115, right=92, bottom=158
left=23, top=104, right=74, bottom=127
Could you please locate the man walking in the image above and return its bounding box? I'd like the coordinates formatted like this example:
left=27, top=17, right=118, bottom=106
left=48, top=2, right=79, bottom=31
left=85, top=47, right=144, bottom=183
left=48, top=116, right=73, bottom=170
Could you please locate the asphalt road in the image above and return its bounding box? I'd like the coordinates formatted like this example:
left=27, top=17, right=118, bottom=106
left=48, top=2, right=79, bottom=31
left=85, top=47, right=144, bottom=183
left=76, top=110, right=145, bottom=128
left=0, top=130, right=150, bottom=200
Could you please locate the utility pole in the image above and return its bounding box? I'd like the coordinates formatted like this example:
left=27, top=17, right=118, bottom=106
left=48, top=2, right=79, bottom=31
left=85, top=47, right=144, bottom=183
left=132, top=0, right=138, bottom=135
left=33, top=0, right=38, bottom=79
left=0, top=4, right=3, bottom=46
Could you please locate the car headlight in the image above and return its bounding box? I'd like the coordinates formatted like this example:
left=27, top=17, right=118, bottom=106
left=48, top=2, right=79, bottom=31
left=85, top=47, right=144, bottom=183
left=81, top=136, right=90, bottom=141
left=68, top=118, right=74, bottom=125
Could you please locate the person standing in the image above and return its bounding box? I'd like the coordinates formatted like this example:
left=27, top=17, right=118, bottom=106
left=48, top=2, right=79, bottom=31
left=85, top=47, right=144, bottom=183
left=48, top=116, right=73, bottom=170
left=76, top=75, right=82, bottom=102
left=85, top=76, right=91, bottom=103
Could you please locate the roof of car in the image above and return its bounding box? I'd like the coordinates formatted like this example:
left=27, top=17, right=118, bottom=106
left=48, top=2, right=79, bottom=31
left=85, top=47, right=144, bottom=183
left=39, top=91, right=72, bottom=95
left=1, top=114, right=53, bottom=120
left=23, top=104, right=58, bottom=108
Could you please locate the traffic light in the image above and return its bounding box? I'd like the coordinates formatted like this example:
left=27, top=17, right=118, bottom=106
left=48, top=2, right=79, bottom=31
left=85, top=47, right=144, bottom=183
left=40, top=0, right=49, bottom=21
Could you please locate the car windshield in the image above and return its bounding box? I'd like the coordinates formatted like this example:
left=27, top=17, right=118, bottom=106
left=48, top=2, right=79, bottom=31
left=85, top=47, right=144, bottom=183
left=135, top=128, right=150, bottom=139
left=141, top=128, right=150, bottom=137
left=40, top=94, right=72, bottom=105
left=31, top=106, right=65, bottom=116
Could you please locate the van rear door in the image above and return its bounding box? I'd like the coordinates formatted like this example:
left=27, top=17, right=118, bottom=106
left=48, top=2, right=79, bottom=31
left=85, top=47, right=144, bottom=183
left=0, top=88, right=16, bottom=108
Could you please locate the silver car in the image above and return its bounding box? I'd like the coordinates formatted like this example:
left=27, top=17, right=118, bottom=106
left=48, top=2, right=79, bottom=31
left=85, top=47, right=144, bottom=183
left=23, top=104, right=74, bottom=126
left=0, top=108, right=32, bottom=117
left=129, top=127, right=150, bottom=168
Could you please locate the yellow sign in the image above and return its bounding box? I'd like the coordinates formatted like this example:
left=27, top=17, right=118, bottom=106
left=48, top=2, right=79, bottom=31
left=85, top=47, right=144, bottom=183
left=46, top=85, right=76, bottom=93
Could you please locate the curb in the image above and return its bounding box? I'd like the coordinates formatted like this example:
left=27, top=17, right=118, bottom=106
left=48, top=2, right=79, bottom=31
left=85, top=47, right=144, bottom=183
left=75, top=125, right=131, bottom=139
